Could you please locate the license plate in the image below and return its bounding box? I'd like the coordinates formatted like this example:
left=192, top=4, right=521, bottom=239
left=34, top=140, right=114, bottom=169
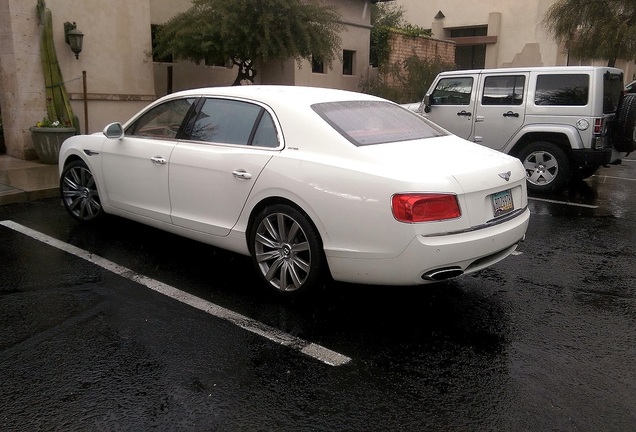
left=491, top=189, right=514, bottom=217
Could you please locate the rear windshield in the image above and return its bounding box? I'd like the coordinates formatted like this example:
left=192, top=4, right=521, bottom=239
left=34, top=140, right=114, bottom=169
left=312, top=101, right=446, bottom=146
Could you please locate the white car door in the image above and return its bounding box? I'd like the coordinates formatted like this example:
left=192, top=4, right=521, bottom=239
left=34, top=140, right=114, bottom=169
left=101, top=97, right=197, bottom=222
left=169, top=98, right=278, bottom=236
left=425, top=75, right=477, bottom=139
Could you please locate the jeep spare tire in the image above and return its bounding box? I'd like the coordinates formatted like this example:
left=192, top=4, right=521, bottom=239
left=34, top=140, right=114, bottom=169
left=518, top=141, right=570, bottom=193
left=611, top=93, right=636, bottom=152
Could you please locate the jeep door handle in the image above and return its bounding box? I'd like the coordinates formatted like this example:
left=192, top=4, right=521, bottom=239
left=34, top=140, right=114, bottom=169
left=503, top=111, right=520, bottom=118
left=457, top=110, right=472, bottom=117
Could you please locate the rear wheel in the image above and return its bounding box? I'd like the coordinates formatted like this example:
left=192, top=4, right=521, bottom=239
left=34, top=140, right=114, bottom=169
left=249, top=204, right=324, bottom=295
left=517, top=141, right=570, bottom=193
left=60, top=160, right=103, bottom=222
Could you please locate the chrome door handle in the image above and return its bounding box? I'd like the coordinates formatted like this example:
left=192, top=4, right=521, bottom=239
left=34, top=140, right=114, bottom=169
left=151, top=156, right=167, bottom=165
left=232, top=170, right=252, bottom=180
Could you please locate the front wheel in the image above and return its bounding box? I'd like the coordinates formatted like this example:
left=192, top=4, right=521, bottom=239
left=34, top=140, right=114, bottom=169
left=517, top=142, right=570, bottom=193
left=249, top=205, right=324, bottom=295
left=60, top=160, right=103, bottom=222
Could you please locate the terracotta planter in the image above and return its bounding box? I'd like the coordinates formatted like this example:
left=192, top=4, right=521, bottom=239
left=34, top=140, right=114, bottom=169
left=29, top=126, right=76, bottom=164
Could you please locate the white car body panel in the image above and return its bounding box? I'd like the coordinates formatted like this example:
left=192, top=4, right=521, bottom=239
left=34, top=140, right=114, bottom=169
left=59, top=85, right=530, bottom=288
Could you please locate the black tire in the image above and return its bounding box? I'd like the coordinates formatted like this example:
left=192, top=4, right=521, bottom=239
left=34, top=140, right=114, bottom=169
left=611, top=93, right=636, bottom=152
left=60, top=160, right=103, bottom=222
left=249, top=204, right=324, bottom=295
left=517, top=141, right=570, bottom=193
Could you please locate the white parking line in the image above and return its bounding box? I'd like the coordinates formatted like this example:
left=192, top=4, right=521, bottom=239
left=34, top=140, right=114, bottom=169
left=0, top=220, right=352, bottom=367
left=528, top=197, right=599, bottom=209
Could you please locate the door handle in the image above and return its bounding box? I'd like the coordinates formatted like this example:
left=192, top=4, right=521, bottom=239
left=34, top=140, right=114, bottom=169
left=503, top=111, right=520, bottom=118
left=232, top=170, right=252, bottom=180
left=457, top=110, right=472, bottom=117
left=150, top=156, right=167, bottom=165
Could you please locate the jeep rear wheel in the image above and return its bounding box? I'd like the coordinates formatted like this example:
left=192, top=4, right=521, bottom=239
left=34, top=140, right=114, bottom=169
left=518, top=141, right=570, bottom=193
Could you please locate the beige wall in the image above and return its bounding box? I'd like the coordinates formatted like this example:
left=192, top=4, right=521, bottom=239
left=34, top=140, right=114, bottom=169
left=396, top=0, right=562, bottom=68
left=0, top=0, right=43, bottom=159
left=0, top=0, right=376, bottom=159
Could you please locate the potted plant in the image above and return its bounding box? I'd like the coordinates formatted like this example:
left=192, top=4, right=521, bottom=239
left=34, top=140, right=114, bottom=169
left=29, top=117, right=75, bottom=164
left=31, top=0, right=79, bottom=164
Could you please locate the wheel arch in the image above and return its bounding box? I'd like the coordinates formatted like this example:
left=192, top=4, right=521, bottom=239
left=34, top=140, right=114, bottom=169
left=245, top=195, right=326, bottom=255
left=508, top=131, right=574, bottom=160
left=245, top=195, right=333, bottom=282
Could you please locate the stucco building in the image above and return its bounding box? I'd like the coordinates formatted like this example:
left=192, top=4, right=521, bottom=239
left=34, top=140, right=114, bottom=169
left=394, top=0, right=636, bottom=77
left=0, top=0, right=380, bottom=160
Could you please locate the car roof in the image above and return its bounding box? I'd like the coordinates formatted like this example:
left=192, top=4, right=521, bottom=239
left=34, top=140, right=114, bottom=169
left=160, top=85, right=384, bottom=108
left=437, top=66, right=624, bottom=76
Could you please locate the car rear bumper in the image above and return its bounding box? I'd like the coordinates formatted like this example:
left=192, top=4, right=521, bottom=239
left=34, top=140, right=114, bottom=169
left=326, top=207, right=530, bottom=286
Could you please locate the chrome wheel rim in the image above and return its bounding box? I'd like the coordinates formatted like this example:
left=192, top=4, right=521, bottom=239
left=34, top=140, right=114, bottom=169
left=254, top=212, right=311, bottom=292
left=62, top=165, right=102, bottom=221
left=523, top=150, right=558, bottom=186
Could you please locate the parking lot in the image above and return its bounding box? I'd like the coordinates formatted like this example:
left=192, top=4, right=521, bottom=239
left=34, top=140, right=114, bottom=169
left=1, top=157, right=635, bottom=431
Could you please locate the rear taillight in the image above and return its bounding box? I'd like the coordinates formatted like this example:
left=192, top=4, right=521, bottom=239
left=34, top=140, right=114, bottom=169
left=593, top=118, right=603, bottom=134
left=391, top=193, right=461, bottom=223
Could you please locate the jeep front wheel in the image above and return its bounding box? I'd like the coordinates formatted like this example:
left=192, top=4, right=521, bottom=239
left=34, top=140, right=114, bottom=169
left=518, top=141, right=570, bottom=193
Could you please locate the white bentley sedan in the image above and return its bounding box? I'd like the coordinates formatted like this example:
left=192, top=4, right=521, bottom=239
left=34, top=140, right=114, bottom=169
left=59, top=86, right=530, bottom=295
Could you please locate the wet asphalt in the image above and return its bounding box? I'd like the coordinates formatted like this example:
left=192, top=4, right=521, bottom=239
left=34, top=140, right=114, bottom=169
left=1, top=157, right=635, bottom=431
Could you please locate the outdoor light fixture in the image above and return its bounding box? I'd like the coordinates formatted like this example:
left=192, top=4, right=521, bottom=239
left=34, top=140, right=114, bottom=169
left=64, top=21, right=84, bottom=59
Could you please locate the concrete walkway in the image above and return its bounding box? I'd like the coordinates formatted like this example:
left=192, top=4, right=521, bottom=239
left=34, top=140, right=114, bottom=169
left=0, top=155, right=59, bottom=205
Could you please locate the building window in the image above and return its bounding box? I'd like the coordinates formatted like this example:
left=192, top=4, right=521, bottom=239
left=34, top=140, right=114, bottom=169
left=451, top=26, right=487, bottom=70
left=312, top=56, right=325, bottom=74
left=343, top=50, right=355, bottom=76
left=151, top=25, right=173, bottom=63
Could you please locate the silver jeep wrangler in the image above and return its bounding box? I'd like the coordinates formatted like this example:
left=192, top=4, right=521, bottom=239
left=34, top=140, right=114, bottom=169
left=419, top=66, right=636, bottom=193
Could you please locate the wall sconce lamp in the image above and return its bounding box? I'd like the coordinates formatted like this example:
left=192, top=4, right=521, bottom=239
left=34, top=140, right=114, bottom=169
left=64, top=21, right=84, bottom=59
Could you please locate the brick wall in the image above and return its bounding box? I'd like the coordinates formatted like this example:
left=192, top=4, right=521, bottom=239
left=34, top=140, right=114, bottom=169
left=383, top=32, right=456, bottom=87
left=388, top=33, right=455, bottom=65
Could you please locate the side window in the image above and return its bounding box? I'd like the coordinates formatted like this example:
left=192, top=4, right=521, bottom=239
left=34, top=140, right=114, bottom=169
left=252, top=111, right=279, bottom=148
left=190, top=99, right=262, bottom=145
left=535, top=74, right=589, bottom=106
left=482, top=75, right=525, bottom=105
left=126, top=98, right=195, bottom=138
left=431, top=77, right=473, bottom=105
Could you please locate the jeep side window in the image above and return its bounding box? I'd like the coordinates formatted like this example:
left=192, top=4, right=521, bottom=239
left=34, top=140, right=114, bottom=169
left=535, top=74, right=589, bottom=106
left=430, top=77, right=473, bottom=105
left=481, top=75, right=525, bottom=105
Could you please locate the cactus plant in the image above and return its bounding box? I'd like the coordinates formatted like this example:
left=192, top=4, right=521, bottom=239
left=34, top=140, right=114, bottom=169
left=36, top=0, right=78, bottom=132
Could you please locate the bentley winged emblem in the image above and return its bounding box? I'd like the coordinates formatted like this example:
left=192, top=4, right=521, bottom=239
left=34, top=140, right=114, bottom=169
left=498, top=171, right=512, bottom=181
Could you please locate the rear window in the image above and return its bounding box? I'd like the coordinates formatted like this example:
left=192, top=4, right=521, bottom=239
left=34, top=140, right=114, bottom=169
left=534, top=74, right=589, bottom=106
left=603, top=71, right=624, bottom=113
left=312, top=101, right=446, bottom=146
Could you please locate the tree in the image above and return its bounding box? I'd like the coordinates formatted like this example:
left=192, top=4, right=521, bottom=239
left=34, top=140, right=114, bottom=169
left=544, top=0, right=636, bottom=67
left=364, top=2, right=445, bottom=103
left=154, top=0, right=343, bottom=85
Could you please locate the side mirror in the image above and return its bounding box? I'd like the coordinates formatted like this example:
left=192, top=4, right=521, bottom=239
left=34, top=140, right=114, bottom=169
left=423, top=95, right=432, bottom=113
left=103, top=122, right=124, bottom=139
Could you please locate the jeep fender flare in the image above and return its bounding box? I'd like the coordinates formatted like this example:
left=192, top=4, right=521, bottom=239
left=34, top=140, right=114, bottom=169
left=503, top=124, right=584, bottom=156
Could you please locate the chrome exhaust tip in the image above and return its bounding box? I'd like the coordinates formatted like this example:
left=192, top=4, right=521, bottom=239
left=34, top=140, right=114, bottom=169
left=422, top=266, right=464, bottom=281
